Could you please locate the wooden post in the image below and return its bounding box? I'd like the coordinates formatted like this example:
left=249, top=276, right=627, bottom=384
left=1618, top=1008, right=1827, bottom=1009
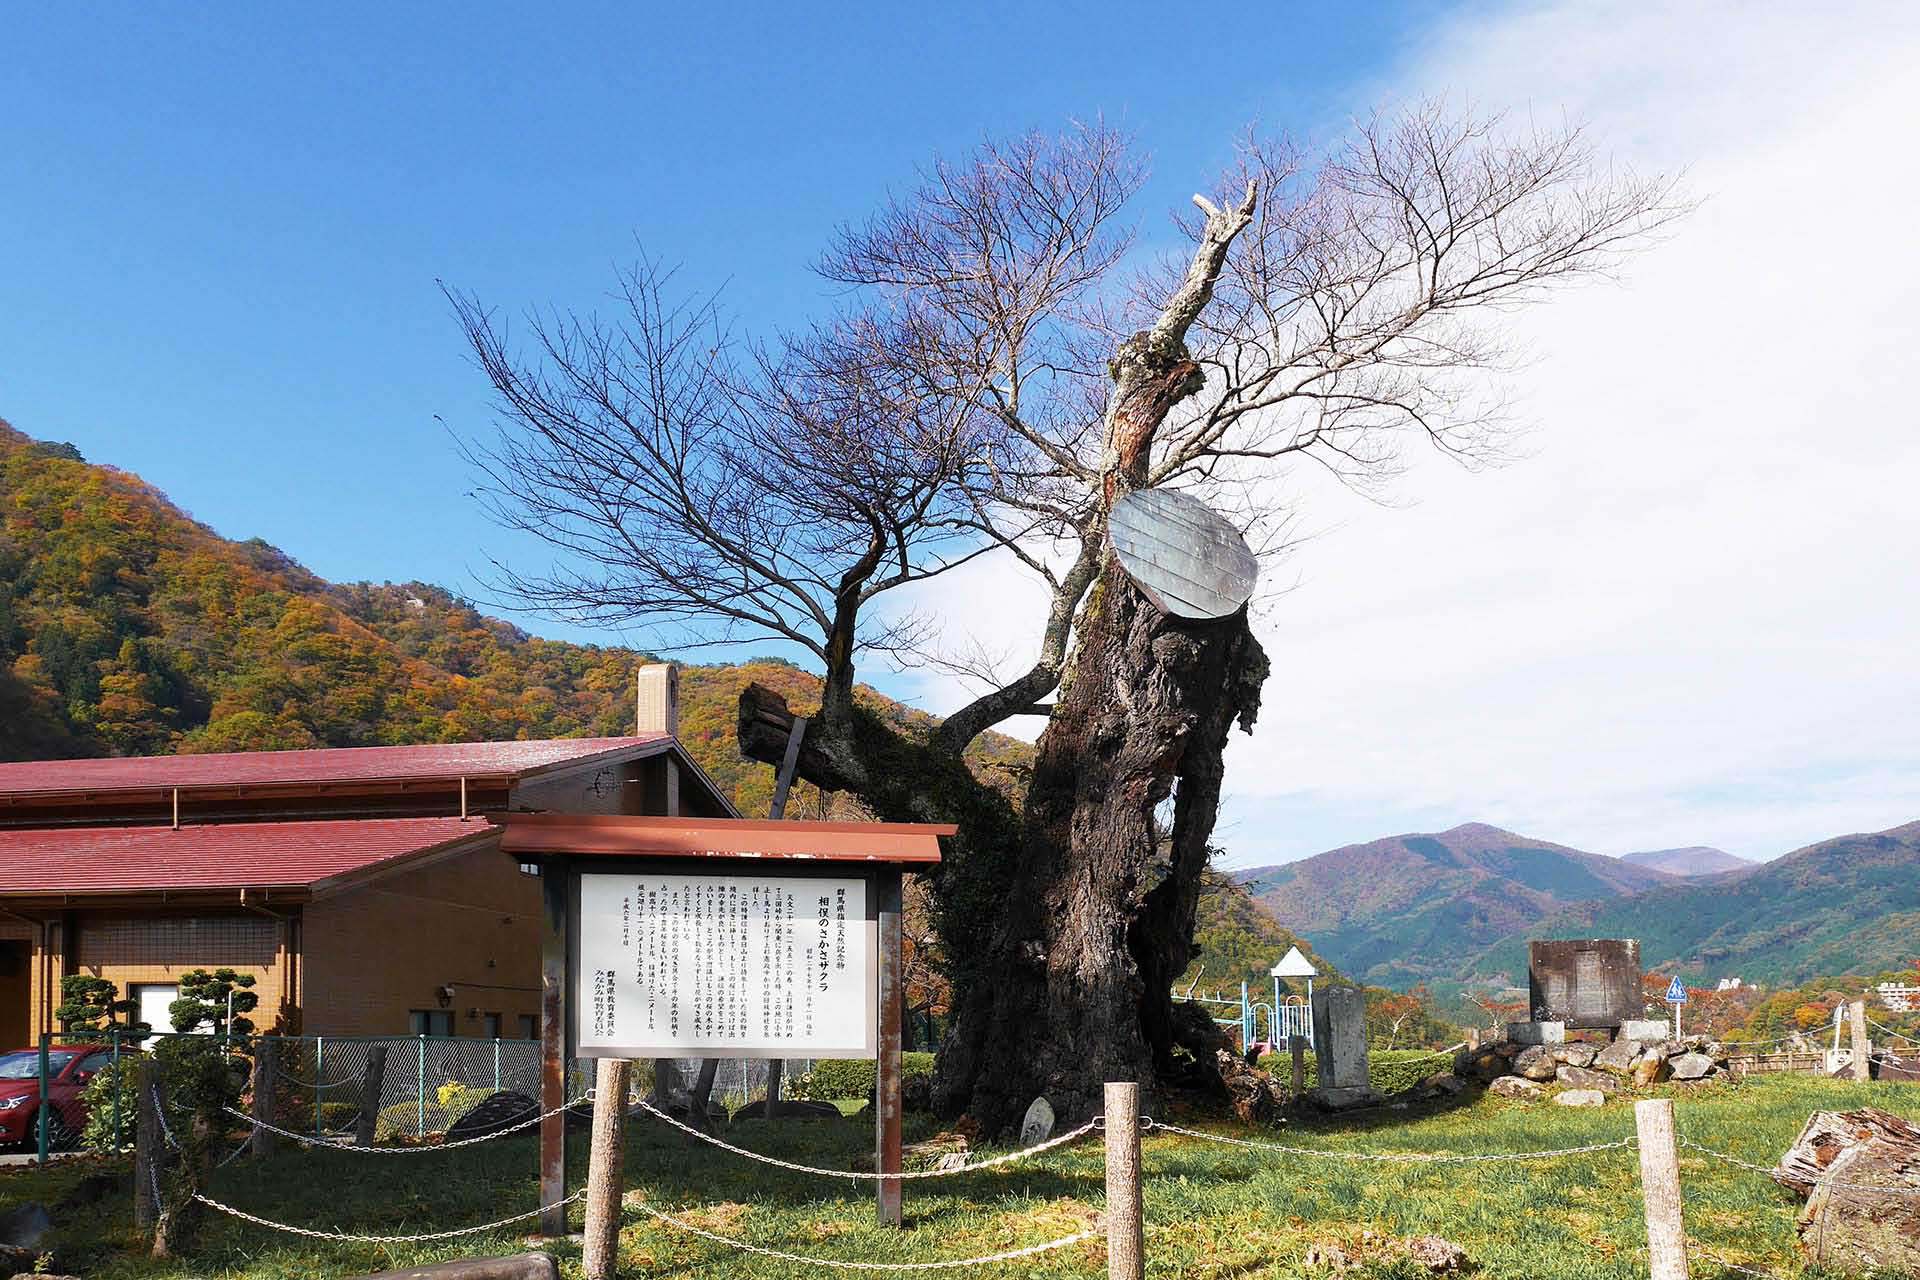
left=1289, top=1035, right=1307, bottom=1098
left=1849, top=999, right=1870, bottom=1082
left=539, top=861, right=570, bottom=1237
left=1104, top=1081, right=1144, bottom=1280
left=132, top=1058, right=159, bottom=1230
left=875, top=868, right=904, bottom=1227
left=688, top=1058, right=720, bottom=1129
left=250, top=1038, right=279, bottom=1156
left=1467, top=1027, right=1480, bottom=1051
left=582, top=1057, right=631, bottom=1280
left=354, top=1043, right=389, bottom=1147
left=1634, top=1098, right=1687, bottom=1280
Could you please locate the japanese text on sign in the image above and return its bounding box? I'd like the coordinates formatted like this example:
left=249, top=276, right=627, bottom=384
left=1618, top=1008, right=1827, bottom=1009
left=575, top=871, right=872, bottom=1057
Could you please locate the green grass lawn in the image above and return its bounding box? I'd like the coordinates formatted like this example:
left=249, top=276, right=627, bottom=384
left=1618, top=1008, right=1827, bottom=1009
left=4, top=1074, right=1914, bottom=1278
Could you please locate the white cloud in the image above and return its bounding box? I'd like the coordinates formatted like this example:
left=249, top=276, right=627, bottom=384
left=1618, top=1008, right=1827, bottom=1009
left=901, top=1, right=1920, bottom=866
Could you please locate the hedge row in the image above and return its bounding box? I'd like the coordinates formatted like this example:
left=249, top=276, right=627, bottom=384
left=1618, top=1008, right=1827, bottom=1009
left=1254, top=1047, right=1452, bottom=1096
left=785, top=1053, right=936, bottom=1102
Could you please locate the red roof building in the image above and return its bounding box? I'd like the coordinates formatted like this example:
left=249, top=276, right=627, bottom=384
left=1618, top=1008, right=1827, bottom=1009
left=0, top=664, right=733, bottom=1045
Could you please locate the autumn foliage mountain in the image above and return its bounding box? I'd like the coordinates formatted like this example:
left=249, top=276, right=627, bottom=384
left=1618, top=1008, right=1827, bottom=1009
left=1239, top=822, right=1675, bottom=987
left=0, top=420, right=1024, bottom=815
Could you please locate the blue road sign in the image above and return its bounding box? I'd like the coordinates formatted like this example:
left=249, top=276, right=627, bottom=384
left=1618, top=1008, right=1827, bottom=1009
left=1665, top=976, right=1688, bottom=1004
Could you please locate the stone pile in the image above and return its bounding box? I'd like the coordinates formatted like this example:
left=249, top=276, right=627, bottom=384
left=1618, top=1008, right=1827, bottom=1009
left=1450, top=1034, right=1731, bottom=1105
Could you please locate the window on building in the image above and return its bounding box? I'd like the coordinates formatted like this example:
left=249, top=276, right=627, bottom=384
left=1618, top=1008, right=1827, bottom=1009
left=130, top=984, right=205, bottom=1035
left=408, top=1009, right=454, bottom=1037
left=519, top=863, right=540, bottom=877
left=519, top=1014, right=538, bottom=1040
left=482, top=1013, right=503, bottom=1039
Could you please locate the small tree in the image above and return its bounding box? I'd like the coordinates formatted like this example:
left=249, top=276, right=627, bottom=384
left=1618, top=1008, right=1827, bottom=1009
left=168, top=968, right=257, bottom=1039
left=148, top=968, right=259, bottom=1255
left=54, top=974, right=144, bottom=1039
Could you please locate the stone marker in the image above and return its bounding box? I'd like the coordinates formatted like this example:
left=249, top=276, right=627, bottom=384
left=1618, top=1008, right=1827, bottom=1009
left=1019, top=1096, right=1055, bottom=1146
left=1528, top=939, right=1642, bottom=1030
left=1488, top=1076, right=1545, bottom=1099
left=1310, top=985, right=1370, bottom=1091
left=1632, top=1054, right=1673, bottom=1089
left=1551, top=1044, right=1599, bottom=1068
left=1554, top=1088, right=1606, bottom=1107
left=1593, top=1039, right=1643, bottom=1074
left=1513, top=1046, right=1559, bottom=1081
left=1668, top=1052, right=1715, bottom=1081
left=1619, top=1019, right=1670, bottom=1041
left=0, top=1203, right=52, bottom=1250
left=443, top=1091, right=538, bottom=1144
left=1554, top=1065, right=1618, bottom=1094
left=1505, top=1021, right=1566, bottom=1046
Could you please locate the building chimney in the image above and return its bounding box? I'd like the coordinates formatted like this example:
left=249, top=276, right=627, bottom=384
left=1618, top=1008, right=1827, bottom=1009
left=635, top=662, right=679, bottom=737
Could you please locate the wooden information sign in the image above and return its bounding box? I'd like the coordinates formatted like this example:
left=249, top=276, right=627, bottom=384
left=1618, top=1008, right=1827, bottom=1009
left=498, top=813, right=951, bottom=1231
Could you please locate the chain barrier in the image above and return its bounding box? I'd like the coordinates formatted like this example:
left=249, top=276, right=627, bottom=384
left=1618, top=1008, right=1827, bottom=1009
left=1686, top=1238, right=1779, bottom=1279
left=1716, top=1033, right=1810, bottom=1049
left=218, top=1089, right=595, bottom=1154
left=191, top=1187, right=588, bottom=1244
left=1678, top=1138, right=1920, bottom=1197
left=631, top=1094, right=1101, bottom=1179
left=1150, top=1121, right=1638, bottom=1164
left=1866, top=1017, right=1919, bottom=1047
left=625, top=1198, right=1099, bottom=1271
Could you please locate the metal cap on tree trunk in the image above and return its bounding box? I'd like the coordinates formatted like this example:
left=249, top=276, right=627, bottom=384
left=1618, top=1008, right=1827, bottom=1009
left=1107, top=488, right=1258, bottom=620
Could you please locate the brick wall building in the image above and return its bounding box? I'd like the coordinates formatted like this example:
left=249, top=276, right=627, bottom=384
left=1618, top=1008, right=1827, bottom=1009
left=0, top=665, right=733, bottom=1045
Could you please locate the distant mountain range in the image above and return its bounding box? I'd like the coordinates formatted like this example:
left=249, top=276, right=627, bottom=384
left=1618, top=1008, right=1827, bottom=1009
left=1238, top=822, right=1674, bottom=989
left=1619, top=846, right=1752, bottom=877
left=1474, top=820, right=1920, bottom=986
left=1240, top=819, right=1920, bottom=991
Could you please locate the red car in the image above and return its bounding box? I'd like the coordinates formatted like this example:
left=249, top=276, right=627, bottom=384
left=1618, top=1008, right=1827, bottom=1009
left=0, top=1044, right=119, bottom=1148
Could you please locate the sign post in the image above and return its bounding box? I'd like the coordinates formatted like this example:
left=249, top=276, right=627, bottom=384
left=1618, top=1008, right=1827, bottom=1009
left=1664, top=975, right=1688, bottom=1040
left=500, top=812, right=951, bottom=1230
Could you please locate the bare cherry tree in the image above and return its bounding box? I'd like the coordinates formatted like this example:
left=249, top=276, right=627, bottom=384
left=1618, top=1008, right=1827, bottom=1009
left=454, top=103, right=1683, bottom=1133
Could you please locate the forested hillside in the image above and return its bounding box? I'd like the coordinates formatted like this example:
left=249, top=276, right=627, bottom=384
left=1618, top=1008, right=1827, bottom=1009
left=1471, top=820, right=1920, bottom=986
left=1239, top=822, right=1673, bottom=986
left=0, top=420, right=1024, bottom=814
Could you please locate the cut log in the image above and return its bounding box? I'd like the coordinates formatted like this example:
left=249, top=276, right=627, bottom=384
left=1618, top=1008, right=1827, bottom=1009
left=345, top=1256, right=559, bottom=1280
left=1771, top=1107, right=1920, bottom=1273
left=1773, top=1108, right=1920, bottom=1197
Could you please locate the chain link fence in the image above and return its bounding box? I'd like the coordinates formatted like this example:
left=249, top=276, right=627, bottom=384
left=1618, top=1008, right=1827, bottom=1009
left=15, top=1030, right=822, bottom=1158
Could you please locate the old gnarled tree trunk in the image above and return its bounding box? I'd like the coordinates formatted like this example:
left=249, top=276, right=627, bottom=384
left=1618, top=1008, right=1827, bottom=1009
left=932, top=568, right=1266, bottom=1130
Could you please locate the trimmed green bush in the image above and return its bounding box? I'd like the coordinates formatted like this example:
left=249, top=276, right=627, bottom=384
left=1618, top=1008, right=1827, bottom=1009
left=1255, top=1047, right=1451, bottom=1096
left=786, top=1053, right=935, bottom=1103
left=81, top=1059, right=136, bottom=1152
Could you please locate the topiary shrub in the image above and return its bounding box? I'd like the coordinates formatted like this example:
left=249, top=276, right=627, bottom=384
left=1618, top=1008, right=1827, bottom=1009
left=1254, top=1047, right=1450, bottom=1095
left=786, top=1053, right=936, bottom=1105
left=375, top=1100, right=448, bottom=1142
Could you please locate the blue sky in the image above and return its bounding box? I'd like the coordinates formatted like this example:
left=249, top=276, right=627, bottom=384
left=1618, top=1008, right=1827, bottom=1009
left=1, top=0, right=1424, bottom=611
left=6, top=3, right=1918, bottom=868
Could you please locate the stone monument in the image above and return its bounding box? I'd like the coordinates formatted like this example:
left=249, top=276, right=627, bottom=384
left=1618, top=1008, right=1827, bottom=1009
left=1308, top=984, right=1375, bottom=1109
left=1512, top=939, right=1651, bottom=1043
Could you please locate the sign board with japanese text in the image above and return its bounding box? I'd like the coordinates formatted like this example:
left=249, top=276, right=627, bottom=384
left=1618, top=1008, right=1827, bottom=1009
left=572, top=869, right=876, bottom=1058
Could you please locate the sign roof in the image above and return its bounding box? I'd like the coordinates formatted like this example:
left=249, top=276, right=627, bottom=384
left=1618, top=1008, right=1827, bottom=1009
left=1270, top=945, right=1318, bottom=977
left=498, top=812, right=951, bottom=865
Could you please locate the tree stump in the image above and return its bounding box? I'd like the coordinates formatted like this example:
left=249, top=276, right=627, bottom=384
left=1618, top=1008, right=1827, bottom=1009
left=1771, top=1108, right=1920, bottom=1272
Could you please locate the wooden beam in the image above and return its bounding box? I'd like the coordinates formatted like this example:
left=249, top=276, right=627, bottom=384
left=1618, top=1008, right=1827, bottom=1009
left=538, top=862, right=569, bottom=1236
left=875, top=868, right=904, bottom=1227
